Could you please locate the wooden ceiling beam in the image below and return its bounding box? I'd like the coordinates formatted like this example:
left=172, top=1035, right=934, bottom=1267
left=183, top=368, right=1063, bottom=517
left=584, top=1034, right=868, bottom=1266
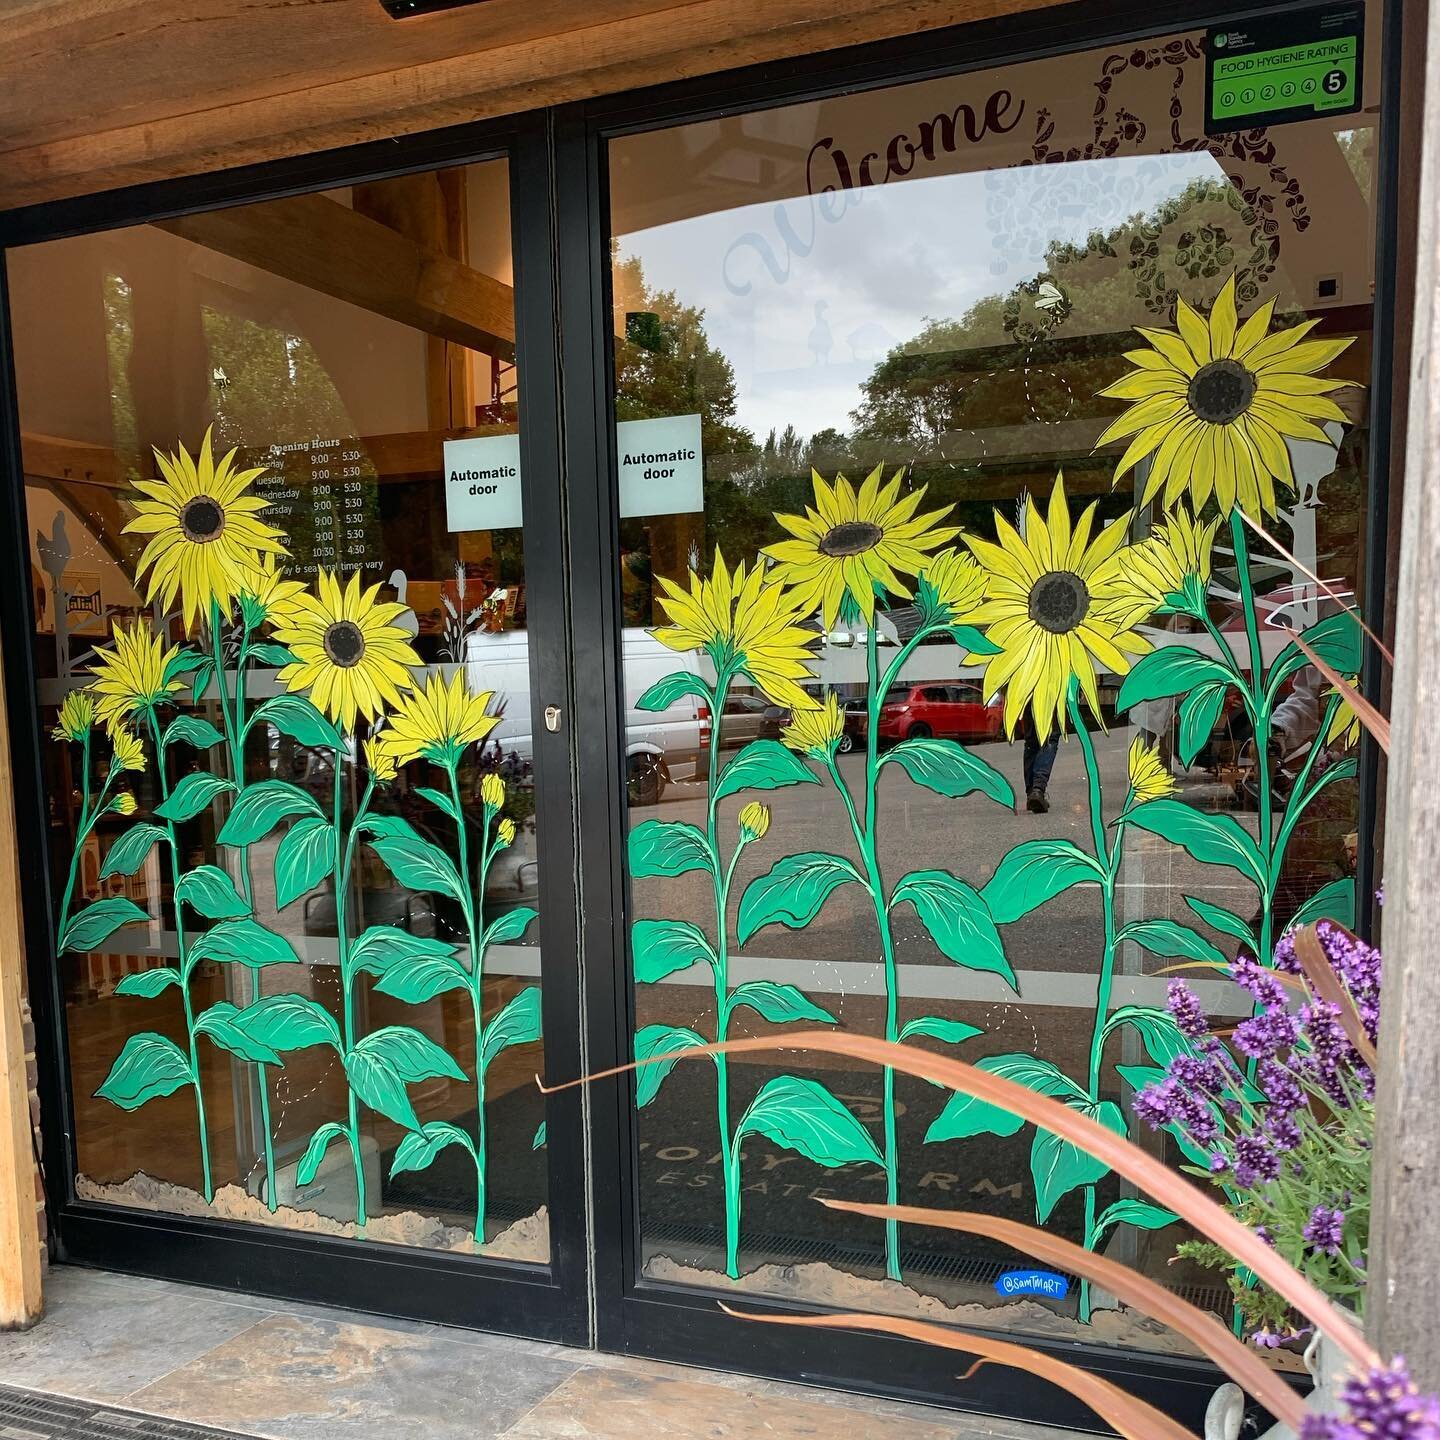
left=154, top=194, right=518, bottom=359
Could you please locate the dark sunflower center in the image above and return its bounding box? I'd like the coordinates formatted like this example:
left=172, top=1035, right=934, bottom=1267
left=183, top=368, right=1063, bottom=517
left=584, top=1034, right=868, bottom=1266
left=1028, top=570, right=1090, bottom=635
left=180, top=495, right=225, bottom=543
left=1187, top=358, right=1257, bottom=425
left=323, top=620, right=366, bottom=668
left=818, top=520, right=884, bottom=557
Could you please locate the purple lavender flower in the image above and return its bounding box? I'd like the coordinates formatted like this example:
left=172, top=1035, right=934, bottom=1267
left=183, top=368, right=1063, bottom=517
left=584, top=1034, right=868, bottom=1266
left=1303, top=1205, right=1345, bottom=1257
left=1233, top=1134, right=1282, bottom=1188
left=1300, top=1358, right=1440, bottom=1440
left=1231, top=953, right=1289, bottom=1008
left=1234, top=1006, right=1302, bottom=1061
left=1166, top=978, right=1209, bottom=1040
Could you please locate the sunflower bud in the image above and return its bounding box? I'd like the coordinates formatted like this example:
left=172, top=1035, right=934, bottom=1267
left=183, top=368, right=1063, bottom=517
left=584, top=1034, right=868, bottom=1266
left=496, top=817, right=517, bottom=848
left=365, top=737, right=398, bottom=784
left=107, top=723, right=147, bottom=774
left=53, top=689, right=96, bottom=744
left=481, top=772, right=506, bottom=812
left=738, top=801, right=771, bottom=843
left=111, top=792, right=138, bottom=817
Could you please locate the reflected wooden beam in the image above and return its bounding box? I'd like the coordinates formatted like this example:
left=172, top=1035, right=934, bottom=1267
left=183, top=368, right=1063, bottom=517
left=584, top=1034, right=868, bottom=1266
left=20, top=432, right=122, bottom=489
left=154, top=193, right=518, bottom=362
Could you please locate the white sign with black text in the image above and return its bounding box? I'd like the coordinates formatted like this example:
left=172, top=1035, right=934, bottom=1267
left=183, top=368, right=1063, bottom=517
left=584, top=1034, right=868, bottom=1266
left=443, top=433, right=524, bottom=532
left=616, top=413, right=704, bottom=518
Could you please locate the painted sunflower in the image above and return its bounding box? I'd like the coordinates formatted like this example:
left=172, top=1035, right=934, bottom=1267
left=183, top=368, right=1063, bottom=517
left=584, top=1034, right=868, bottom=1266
left=964, top=473, right=1152, bottom=741
left=1126, top=736, right=1176, bottom=803
left=738, top=802, right=771, bottom=843
left=125, top=427, right=288, bottom=629
left=1116, top=506, right=1222, bottom=624
left=379, top=669, right=499, bottom=769
left=763, top=467, right=959, bottom=627
left=89, top=619, right=184, bottom=726
left=653, top=549, right=819, bottom=712
left=918, top=548, right=987, bottom=629
left=364, top=736, right=398, bottom=785
left=107, top=723, right=147, bottom=774
left=1096, top=273, right=1354, bottom=518
left=239, top=553, right=307, bottom=632
left=1326, top=684, right=1361, bottom=750
left=273, top=569, right=421, bottom=733
left=53, top=689, right=95, bottom=743
left=780, top=692, right=845, bottom=760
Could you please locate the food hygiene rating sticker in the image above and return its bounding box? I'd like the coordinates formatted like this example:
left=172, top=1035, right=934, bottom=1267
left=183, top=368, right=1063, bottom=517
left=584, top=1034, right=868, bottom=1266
left=1206, top=2, right=1363, bottom=136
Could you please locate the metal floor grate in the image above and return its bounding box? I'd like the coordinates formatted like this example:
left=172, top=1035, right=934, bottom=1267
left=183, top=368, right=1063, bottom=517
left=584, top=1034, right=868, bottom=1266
left=0, top=1386, right=259, bottom=1440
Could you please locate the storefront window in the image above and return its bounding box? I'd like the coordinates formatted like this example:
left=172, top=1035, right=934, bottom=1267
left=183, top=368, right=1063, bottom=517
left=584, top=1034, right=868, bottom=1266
left=610, top=19, right=1378, bottom=1353
left=12, top=159, right=551, bottom=1260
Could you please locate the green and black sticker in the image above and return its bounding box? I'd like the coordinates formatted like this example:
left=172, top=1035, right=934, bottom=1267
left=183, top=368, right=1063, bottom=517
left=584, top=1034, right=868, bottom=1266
left=1206, top=3, right=1363, bottom=135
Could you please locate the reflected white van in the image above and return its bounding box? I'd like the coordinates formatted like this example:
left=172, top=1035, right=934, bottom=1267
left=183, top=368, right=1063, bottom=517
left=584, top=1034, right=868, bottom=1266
left=464, top=627, right=707, bottom=805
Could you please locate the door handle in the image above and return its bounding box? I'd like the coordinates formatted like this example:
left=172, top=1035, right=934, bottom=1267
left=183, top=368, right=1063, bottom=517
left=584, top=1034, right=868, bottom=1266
left=544, top=704, right=563, bottom=733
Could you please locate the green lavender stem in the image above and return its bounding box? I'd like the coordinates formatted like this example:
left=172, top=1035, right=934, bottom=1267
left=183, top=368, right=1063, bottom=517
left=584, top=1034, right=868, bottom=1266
left=146, top=704, right=213, bottom=1201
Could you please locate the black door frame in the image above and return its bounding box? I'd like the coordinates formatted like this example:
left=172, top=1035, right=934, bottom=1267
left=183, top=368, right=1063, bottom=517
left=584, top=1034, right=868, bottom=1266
left=0, top=111, right=595, bottom=1347
left=0, top=0, right=1404, bottom=1427
left=563, top=0, right=1403, bottom=1430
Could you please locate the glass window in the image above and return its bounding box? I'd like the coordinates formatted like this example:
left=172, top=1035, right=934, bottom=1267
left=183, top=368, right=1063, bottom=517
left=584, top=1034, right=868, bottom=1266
left=13, top=160, right=550, bottom=1260
left=611, top=17, right=1379, bottom=1355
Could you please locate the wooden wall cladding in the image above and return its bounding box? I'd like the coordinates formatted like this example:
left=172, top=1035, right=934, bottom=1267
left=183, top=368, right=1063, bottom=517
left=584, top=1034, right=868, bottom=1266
left=0, top=0, right=1041, bottom=212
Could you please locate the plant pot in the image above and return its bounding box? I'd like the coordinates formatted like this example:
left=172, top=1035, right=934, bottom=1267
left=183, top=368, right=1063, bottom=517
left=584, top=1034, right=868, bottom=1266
left=1205, top=1313, right=1361, bottom=1440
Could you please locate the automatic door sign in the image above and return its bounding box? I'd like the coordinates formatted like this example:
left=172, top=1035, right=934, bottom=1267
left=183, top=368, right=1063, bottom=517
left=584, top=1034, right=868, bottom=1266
left=1206, top=2, right=1363, bottom=136
left=617, top=414, right=704, bottom=519
left=444, top=433, right=524, bottom=532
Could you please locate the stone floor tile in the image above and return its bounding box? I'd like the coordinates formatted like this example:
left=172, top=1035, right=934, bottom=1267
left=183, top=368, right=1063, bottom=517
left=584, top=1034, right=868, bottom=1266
left=126, top=1314, right=579, bottom=1440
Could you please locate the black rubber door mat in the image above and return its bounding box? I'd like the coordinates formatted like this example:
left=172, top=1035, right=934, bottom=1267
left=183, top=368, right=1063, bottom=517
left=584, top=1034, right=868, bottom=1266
left=0, top=1387, right=259, bottom=1440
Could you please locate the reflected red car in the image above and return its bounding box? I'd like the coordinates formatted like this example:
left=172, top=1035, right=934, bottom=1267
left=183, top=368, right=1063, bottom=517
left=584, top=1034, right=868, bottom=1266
left=877, top=682, right=1004, bottom=744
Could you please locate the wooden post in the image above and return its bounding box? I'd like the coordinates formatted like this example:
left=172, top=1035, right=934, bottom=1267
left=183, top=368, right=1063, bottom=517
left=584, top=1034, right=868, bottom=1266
left=1370, top=0, right=1440, bottom=1386
left=0, top=625, right=43, bottom=1329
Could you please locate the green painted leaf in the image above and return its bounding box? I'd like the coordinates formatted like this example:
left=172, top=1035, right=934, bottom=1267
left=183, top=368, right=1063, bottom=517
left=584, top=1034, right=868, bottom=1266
left=726, top=980, right=836, bottom=1026
left=247, top=641, right=299, bottom=668
left=188, top=658, right=216, bottom=705
left=162, top=646, right=208, bottom=683
left=1270, top=610, right=1362, bottom=694
left=194, top=1001, right=283, bottom=1065
left=898, top=1016, right=983, bottom=1045
left=948, top=623, right=1002, bottom=656
left=175, top=864, right=249, bottom=919
left=248, top=694, right=343, bottom=751
left=636, top=671, right=712, bottom=712
left=61, top=896, right=149, bottom=953
left=925, top=1053, right=1082, bottom=1143
left=367, top=828, right=465, bottom=901
left=1177, top=683, right=1228, bottom=769
left=632, top=918, right=714, bottom=984
left=161, top=714, right=225, bottom=752
left=1103, top=1005, right=1195, bottom=1070
left=1117, top=645, right=1233, bottom=710
left=634, top=1024, right=711, bottom=1108
left=1092, top=1198, right=1179, bottom=1245
left=713, top=739, right=819, bottom=804
left=274, top=816, right=336, bottom=909
left=1183, top=895, right=1258, bottom=953
left=350, top=925, right=460, bottom=976
left=736, top=851, right=862, bottom=944
left=356, top=1025, right=467, bottom=1084
left=373, top=953, right=470, bottom=1004
left=239, top=993, right=342, bottom=1053
left=114, top=966, right=180, bottom=998
left=628, top=820, right=713, bottom=879
left=1290, top=877, right=1356, bottom=931
left=187, top=918, right=301, bottom=971
left=100, top=823, right=166, bottom=880
left=479, top=987, right=542, bottom=1073
left=735, top=1075, right=883, bottom=1168
left=890, top=870, right=1016, bottom=989
left=218, top=779, right=323, bottom=846
left=343, top=1050, right=419, bottom=1130
left=415, top=786, right=461, bottom=821
left=155, top=771, right=235, bottom=823
left=881, top=737, right=1015, bottom=809
left=482, top=906, right=537, bottom=948
left=980, top=839, right=1101, bottom=925
left=1114, top=918, right=1225, bottom=965
left=1032, top=1098, right=1126, bottom=1223
left=1122, top=799, right=1267, bottom=887
left=532, top=1120, right=547, bottom=1150
left=391, top=1121, right=476, bottom=1178
left=296, top=1122, right=350, bottom=1185
left=95, top=1032, right=192, bottom=1110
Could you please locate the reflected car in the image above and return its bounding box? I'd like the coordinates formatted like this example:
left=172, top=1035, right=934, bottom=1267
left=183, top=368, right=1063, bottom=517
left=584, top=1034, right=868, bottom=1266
left=839, top=697, right=867, bottom=755
left=718, top=693, right=787, bottom=749
left=877, top=682, right=1004, bottom=744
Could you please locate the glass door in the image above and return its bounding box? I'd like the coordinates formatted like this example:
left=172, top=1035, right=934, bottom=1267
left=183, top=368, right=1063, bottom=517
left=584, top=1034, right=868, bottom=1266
left=4, top=134, right=589, bottom=1339
left=589, top=4, right=1387, bottom=1426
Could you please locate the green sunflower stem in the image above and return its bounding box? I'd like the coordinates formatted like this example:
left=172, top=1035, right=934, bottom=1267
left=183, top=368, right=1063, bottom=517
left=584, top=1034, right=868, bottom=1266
left=335, top=760, right=372, bottom=1229
left=56, top=727, right=97, bottom=946
left=147, top=705, right=213, bottom=1203
left=1068, top=681, right=1118, bottom=1326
